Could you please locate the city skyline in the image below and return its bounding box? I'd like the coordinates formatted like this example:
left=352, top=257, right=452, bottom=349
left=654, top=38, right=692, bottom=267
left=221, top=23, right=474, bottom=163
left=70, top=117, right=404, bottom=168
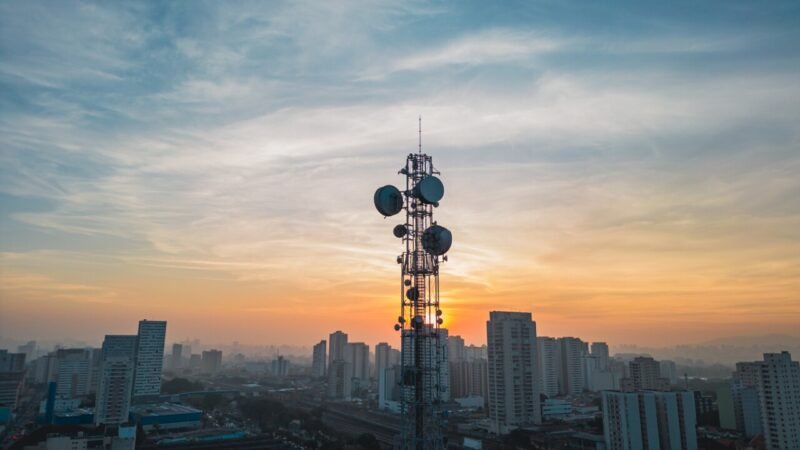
left=2, top=2, right=800, bottom=348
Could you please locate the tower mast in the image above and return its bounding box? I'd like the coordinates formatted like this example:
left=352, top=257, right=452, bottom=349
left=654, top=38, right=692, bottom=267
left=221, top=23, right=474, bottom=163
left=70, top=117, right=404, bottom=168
left=373, top=122, right=452, bottom=450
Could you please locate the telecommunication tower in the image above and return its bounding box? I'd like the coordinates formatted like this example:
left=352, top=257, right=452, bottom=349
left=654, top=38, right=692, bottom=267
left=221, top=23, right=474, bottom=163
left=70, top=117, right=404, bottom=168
left=373, top=119, right=452, bottom=450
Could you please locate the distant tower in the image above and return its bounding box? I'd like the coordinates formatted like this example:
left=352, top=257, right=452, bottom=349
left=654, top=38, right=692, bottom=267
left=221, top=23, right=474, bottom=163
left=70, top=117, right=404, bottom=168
left=374, top=120, right=453, bottom=450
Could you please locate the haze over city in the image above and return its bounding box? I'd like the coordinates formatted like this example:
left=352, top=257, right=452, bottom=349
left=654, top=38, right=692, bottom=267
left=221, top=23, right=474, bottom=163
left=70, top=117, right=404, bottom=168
left=2, top=1, right=799, bottom=349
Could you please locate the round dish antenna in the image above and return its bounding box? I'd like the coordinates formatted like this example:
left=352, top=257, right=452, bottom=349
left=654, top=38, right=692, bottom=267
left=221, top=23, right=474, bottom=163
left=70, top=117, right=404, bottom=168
left=422, top=224, right=452, bottom=256
left=374, top=185, right=403, bottom=216
left=414, top=176, right=444, bottom=204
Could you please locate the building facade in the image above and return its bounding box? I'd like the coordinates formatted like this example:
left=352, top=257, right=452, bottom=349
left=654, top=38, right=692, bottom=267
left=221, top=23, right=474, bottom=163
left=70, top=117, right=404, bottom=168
left=537, top=337, right=560, bottom=398
left=487, top=311, right=541, bottom=434
left=312, top=340, right=327, bottom=378
left=95, top=335, right=137, bottom=425
left=558, top=337, right=586, bottom=396
left=602, top=390, right=698, bottom=450
left=132, top=320, right=167, bottom=400
left=756, top=352, right=800, bottom=450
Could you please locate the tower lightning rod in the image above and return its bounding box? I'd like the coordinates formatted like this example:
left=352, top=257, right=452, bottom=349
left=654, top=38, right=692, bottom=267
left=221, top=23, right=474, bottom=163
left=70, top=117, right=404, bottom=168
left=418, top=116, right=422, bottom=154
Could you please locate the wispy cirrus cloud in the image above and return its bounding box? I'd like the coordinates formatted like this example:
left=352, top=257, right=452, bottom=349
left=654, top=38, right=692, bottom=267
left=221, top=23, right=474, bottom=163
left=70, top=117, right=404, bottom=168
left=1, top=0, right=799, bottom=346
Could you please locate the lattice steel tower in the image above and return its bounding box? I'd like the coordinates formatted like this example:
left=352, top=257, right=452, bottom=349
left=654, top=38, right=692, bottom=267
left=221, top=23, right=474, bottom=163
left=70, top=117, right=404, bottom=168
left=374, top=119, right=452, bottom=450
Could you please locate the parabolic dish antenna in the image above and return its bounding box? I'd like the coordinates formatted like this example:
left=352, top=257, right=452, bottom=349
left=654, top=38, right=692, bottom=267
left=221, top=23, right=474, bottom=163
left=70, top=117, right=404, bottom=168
left=374, top=185, right=403, bottom=216
left=421, top=224, right=452, bottom=256
left=414, top=176, right=444, bottom=205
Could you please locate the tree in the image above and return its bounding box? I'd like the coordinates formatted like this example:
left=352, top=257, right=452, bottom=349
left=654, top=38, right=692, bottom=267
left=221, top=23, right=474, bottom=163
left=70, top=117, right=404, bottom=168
left=162, top=377, right=204, bottom=394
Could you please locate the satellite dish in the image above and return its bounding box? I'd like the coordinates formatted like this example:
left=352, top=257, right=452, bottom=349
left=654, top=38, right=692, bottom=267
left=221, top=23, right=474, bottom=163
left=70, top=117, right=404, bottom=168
left=374, top=185, right=403, bottom=216
left=414, top=176, right=444, bottom=204
left=393, top=224, right=407, bottom=238
left=422, top=225, right=452, bottom=256
left=406, top=287, right=419, bottom=301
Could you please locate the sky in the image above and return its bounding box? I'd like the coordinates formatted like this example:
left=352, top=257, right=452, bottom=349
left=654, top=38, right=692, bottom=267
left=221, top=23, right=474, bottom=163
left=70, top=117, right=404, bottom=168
left=1, top=1, right=799, bottom=349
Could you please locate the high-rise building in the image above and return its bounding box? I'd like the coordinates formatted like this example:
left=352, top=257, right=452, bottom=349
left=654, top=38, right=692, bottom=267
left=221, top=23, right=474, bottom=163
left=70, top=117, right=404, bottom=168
left=271, top=356, right=290, bottom=378
left=0, top=350, right=26, bottom=372
left=171, top=344, right=183, bottom=371
left=55, top=349, right=91, bottom=399
left=602, top=390, right=698, bottom=450
left=327, top=360, right=352, bottom=400
left=189, top=354, right=201, bottom=370
left=346, top=342, right=369, bottom=381
left=312, top=340, right=327, bottom=378
left=450, top=358, right=488, bottom=402
left=465, top=344, right=488, bottom=361
left=374, top=343, right=392, bottom=380
left=328, top=331, right=348, bottom=366
left=591, top=342, right=610, bottom=370
left=0, top=350, right=26, bottom=409
left=201, top=350, right=222, bottom=374
left=378, top=365, right=400, bottom=411
left=28, top=353, right=57, bottom=385
left=448, top=335, right=466, bottom=362
left=582, top=354, right=599, bottom=391
left=487, top=311, right=541, bottom=434
left=659, top=360, right=678, bottom=385
left=537, top=337, right=560, bottom=398
left=755, top=352, right=800, bottom=450
left=623, top=356, right=669, bottom=392
left=88, top=348, right=103, bottom=394
left=731, top=373, right=763, bottom=438
left=132, top=320, right=166, bottom=400
left=558, top=337, right=586, bottom=396
left=95, top=335, right=136, bottom=426
left=16, top=341, right=36, bottom=361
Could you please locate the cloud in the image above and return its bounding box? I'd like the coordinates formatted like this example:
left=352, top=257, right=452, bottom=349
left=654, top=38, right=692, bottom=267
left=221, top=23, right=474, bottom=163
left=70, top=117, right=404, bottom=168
left=1, top=0, right=799, bottom=344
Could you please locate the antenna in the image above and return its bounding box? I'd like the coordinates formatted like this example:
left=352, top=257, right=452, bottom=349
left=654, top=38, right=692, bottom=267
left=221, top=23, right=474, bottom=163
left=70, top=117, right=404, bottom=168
left=418, top=115, right=422, bottom=154
left=372, top=122, right=452, bottom=450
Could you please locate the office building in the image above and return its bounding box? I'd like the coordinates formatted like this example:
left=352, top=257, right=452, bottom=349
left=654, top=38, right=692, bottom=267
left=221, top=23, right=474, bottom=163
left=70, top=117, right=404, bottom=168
left=328, top=331, right=348, bottom=366
left=312, top=340, right=327, bottom=378
left=55, top=349, right=91, bottom=399
left=487, top=311, right=541, bottom=434
left=591, top=342, right=610, bottom=370
left=95, top=335, right=136, bottom=426
left=602, top=390, right=697, bottom=450
left=537, top=337, right=560, bottom=398
left=132, top=320, right=166, bottom=399
left=201, top=350, right=222, bottom=374
left=558, top=337, right=586, bottom=396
